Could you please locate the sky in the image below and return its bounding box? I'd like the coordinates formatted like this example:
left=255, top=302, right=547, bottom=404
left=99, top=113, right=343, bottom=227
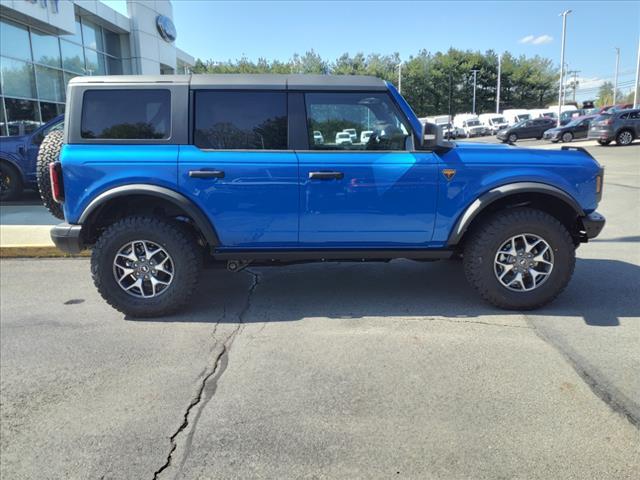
left=102, top=0, right=639, bottom=102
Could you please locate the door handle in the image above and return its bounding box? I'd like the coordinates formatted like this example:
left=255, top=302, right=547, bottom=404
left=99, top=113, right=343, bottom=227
left=308, top=171, right=344, bottom=180
left=189, top=170, right=225, bottom=179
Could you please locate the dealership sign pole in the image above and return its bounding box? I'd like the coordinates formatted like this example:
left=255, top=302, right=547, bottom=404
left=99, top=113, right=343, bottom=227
left=496, top=54, right=501, bottom=114
left=635, top=38, right=640, bottom=108
left=613, top=47, right=620, bottom=105
left=557, top=10, right=571, bottom=127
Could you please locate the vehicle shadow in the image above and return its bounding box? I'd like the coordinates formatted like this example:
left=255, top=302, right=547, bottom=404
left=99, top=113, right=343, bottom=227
left=133, top=258, right=639, bottom=328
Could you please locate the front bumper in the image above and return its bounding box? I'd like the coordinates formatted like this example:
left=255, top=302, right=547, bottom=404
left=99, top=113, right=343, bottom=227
left=51, top=223, right=84, bottom=254
left=580, top=212, right=605, bottom=240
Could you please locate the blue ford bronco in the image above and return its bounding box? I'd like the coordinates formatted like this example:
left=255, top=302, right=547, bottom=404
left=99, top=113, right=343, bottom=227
left=0, top=115, right=64, bottom=201
left=44, top=74, right=605, bottom=317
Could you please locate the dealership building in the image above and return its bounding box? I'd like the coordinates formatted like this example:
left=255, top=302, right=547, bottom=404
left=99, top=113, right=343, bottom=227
left=0, top=0, right=194, bottom=136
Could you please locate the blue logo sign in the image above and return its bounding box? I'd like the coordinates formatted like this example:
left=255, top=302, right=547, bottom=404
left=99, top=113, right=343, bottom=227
left=25, top=0, right=59, bottom=14
left=156, top=15, right=177, bottom=43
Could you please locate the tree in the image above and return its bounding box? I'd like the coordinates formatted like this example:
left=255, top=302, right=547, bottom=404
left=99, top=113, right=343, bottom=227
left=191, top=48, right=560, bottom=116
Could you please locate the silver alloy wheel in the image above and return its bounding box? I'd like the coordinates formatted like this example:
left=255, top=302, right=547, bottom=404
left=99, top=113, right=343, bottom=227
left=562, top=132, right=573, bottom=142
left=113, top=240, right=174, bottom=298
left=508, top=133, right=517, bottom=143
left=494, top=233, right=554, bottom=292
left=618, top=130, right=633, bottom=145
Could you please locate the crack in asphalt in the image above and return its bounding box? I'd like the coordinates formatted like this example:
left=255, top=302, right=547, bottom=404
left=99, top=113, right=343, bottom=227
left=152, top=269, right=261, bottom=480
left=525, top=315, right=639, bottom=429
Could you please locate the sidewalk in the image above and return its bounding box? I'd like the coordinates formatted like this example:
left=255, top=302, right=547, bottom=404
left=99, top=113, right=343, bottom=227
left=0, top=202, right=85, bottom=257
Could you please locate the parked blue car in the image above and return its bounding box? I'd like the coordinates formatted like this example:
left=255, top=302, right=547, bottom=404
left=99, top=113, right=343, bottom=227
left=0, top=115, right=64, bottom=200
left=44, top=74, right=605, bottom=317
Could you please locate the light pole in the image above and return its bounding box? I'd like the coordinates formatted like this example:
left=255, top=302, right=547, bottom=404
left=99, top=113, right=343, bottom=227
left=613, top=47, right=620, bottom=105
left=635, top=38, right=640, bottom=108
left=397, top=62, right=402, bottom=94
left=557, top=9, right=571, bottom=126
left=496, top=54, right=501, bottom=114
left=471, top=69, right=479, bottom=114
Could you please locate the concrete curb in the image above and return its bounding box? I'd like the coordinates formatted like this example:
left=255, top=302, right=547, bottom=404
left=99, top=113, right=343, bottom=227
left=0, top=245, right=90, bottom=258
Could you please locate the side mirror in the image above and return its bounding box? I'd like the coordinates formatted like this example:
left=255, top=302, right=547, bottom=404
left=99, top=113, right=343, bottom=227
left=421, top=122, right=454, bottom=152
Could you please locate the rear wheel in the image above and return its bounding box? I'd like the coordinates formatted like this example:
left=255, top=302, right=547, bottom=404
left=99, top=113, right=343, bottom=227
left=463, top=208, right=575, bottom=310
left=36, top=129, right=65, bottom=219
left=616, top=129, right=634, bottom=146
left=91, top=216, right=202, bottom=317
left=561, top=132, right=573, bottom=143
left=0, top=162, right=23, bottom=201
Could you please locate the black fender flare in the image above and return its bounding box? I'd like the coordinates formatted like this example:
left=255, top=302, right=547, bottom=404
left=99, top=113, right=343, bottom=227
left=447, top=182, right=584, bottom=246
left=78, top=184, right=220, bottom=246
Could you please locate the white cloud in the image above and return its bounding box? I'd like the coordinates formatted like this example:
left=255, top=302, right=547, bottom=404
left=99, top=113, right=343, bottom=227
left=532, top=34, right=553, bottom=45
left=520, top=34, right=553, bottom=45
left=519, top=35, right=535, bottom=44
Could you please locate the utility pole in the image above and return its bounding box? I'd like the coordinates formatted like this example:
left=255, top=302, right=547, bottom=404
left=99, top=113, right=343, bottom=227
left=397, top=62, right=402, bottom=94
left=448, top=71, right=453, bottom=120
left=635, top=38, right=640, bottom=108
left=496, top=54, right=501, bottom=113
left=613, top=47, right=620, bottom=105
left=557, top=9, right=571, bottom=127
left=471, top=69, right=479, bottom=114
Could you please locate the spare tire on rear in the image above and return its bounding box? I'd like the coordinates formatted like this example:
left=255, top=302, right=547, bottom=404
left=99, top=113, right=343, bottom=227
left=36, top=129, right=65, bottom=220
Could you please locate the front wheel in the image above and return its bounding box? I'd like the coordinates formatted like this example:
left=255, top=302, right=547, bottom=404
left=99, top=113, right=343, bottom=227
left=562, top=132, right=573, bottom=143
left=463, top=208, right=575, bottom=310
left=0, top=162, right=23, bottom=201
left=508, top=133, right=518, bottom=143
left=91, top=216, right=202, bottom=317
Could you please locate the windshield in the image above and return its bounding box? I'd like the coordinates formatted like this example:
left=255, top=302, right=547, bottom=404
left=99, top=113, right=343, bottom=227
left=492, top=117, right=507, bottom=124
left=516, top=114, right=531, bottom=122
left=466, top=120, right=481, bottom=126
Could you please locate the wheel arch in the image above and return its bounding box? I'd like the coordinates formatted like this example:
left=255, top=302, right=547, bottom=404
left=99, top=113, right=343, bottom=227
left=78, top=184, right=220, bottom=249
left=447, top=182, right=585, bottom=247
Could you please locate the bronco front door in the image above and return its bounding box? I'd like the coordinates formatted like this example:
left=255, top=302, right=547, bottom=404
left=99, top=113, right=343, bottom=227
left=296, top=92, right=438, bottom=247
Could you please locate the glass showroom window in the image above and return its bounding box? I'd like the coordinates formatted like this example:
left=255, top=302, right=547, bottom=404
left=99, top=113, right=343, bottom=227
left=60, top=40, right=85, bottom=74
left=0, top=57, right=37, bottom=99
left=35, top=66, right=64, bottom=103
left=0, top=19, right=31, bottom=62
left=30, top=29, right=62, bottom=68
left=2, top=97, right=40, bottom=135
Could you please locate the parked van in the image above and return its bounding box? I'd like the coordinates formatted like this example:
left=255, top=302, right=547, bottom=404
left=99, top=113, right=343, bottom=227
left=528, top=109, right=557, bottom=120
left=453, top=114, right=486, bottom=137
left=478, top=113, right=509, bottom=134
left=502, top=109, right=532, bottom=126
left=421, top=115, right=459, bottom=139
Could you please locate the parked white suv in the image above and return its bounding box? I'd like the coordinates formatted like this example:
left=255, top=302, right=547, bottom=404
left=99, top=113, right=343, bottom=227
left=313, top=130, right=324, bottom=144
left=335, top=132, right=353, bottom=145
left=342, top=128, right=357, bottom=143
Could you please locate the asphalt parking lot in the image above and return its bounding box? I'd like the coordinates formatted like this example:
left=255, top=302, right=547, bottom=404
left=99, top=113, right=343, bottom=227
left=1, top=143, right=639, bottom=479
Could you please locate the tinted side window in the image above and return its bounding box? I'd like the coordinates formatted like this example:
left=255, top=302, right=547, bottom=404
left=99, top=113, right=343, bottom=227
left=304, top=92, right=410, bottom=151
left=629, top=111, right=640, bottom=120
left=81, top=89, right=170, bottom=139
left=194, top=91, right=287, bottom=149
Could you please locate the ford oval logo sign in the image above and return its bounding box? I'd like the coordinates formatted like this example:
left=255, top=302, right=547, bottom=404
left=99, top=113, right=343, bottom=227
left=156, top=15, right=177, bottom=43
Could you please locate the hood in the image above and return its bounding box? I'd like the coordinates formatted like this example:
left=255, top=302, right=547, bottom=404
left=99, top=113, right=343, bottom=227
left=449, top=141, right=600, bottom=169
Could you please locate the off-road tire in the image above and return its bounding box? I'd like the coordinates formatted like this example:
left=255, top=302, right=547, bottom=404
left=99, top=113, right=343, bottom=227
left=615, top=129, right=634, bottom=146
left=463, top=208, right=575, bottom=310
left=91, top=216, right=202, bottom=317
left=36, top=129, right=64, bottom=219
left=0, top=161, right=23, bottom=201
left=562, top=132, right=573, bottom=143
